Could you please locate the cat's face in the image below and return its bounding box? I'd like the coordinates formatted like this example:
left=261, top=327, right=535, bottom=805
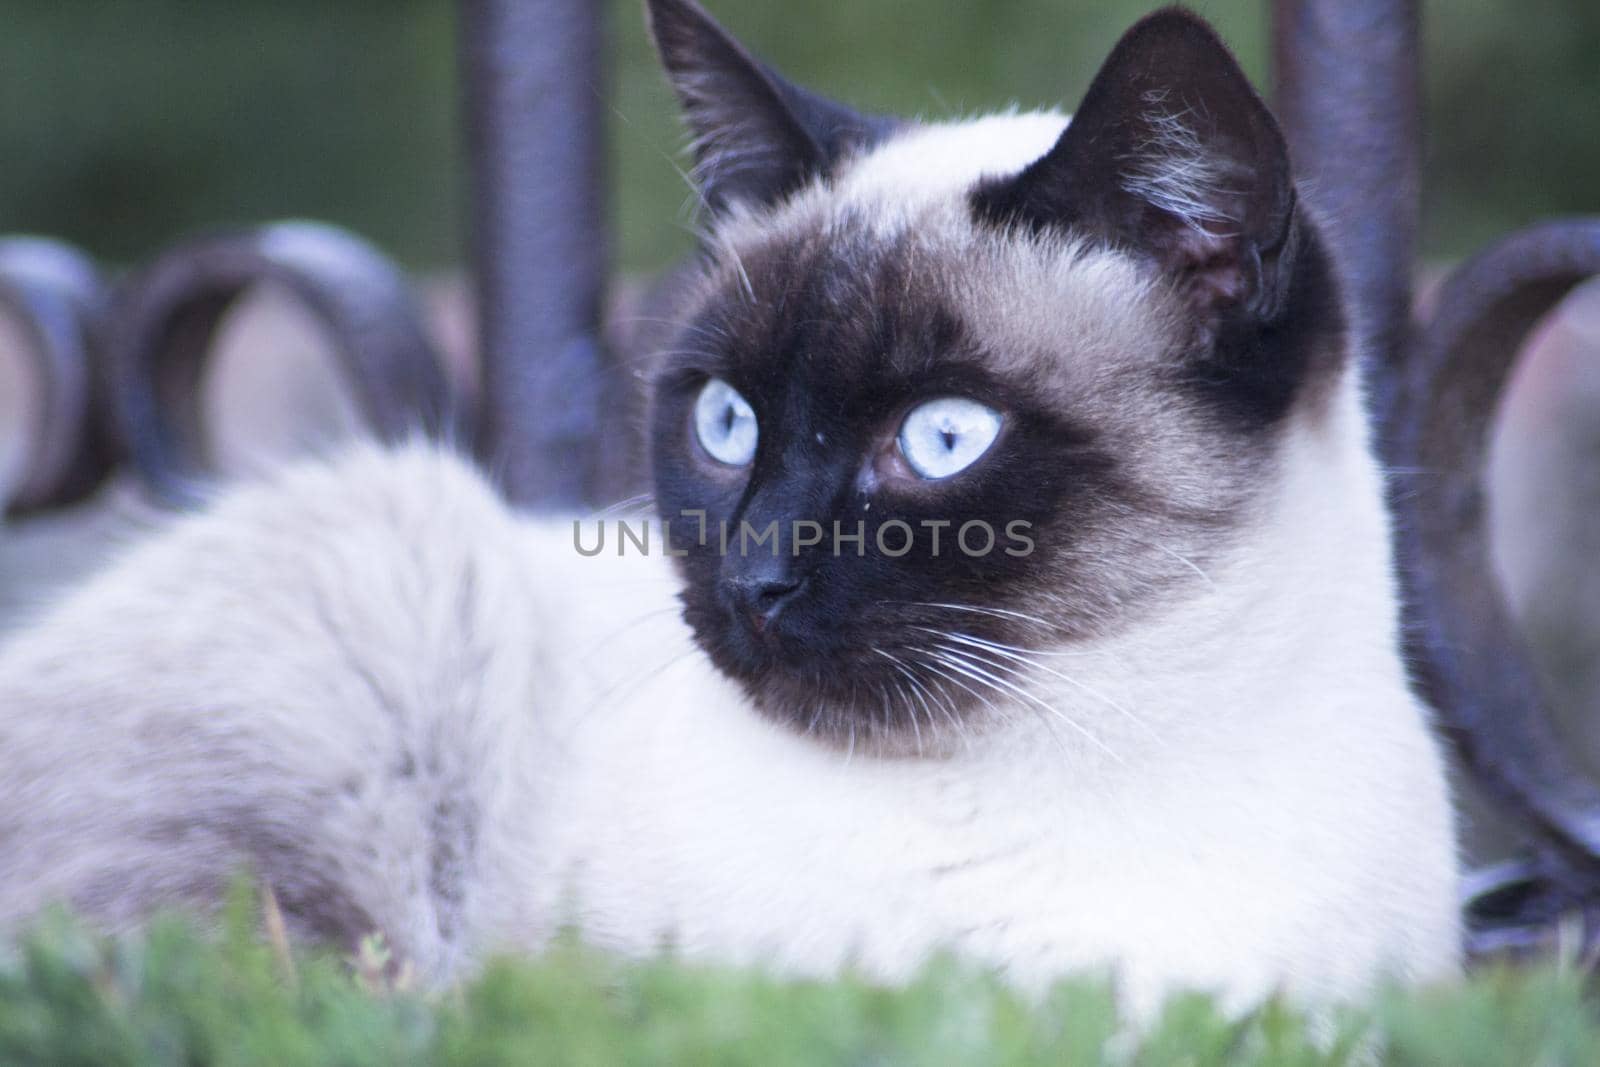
left=645, top=0, right=1346, bottom=750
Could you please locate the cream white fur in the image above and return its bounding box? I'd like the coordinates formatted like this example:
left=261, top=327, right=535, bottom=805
left=0, top=114, right=1460, bottom=1015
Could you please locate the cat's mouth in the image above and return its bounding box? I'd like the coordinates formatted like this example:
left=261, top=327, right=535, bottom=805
left=704, top=595, right=854, bottom=681
left=682, top=596, right=1006, bottom=750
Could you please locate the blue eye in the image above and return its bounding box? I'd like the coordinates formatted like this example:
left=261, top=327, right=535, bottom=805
left=693, top=378, right=758, bottom=466
left=897, top=397, right=1003, bottom=479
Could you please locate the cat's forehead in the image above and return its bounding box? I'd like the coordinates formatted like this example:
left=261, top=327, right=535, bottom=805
left=836, top=111, right=1072, bottom=209
left=690, top=112, right=1185, bottom=397
left=714, top=111, right=1072, bottom=246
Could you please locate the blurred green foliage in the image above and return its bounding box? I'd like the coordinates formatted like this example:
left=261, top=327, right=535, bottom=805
left=6, top=898, right=1600, bottom=1066
left=0, top=1, right=1594, bottom=274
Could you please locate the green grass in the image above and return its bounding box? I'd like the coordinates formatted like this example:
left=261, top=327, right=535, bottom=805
left=2, top=891, right=1598, bottom=1066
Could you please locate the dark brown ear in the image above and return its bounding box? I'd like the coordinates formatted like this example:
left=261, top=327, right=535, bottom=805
left=973, top=8, right=1297, bottom=332
left=645, top=0, right=897, bottom=214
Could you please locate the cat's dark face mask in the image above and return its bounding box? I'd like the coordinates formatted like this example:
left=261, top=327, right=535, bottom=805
left=643, top=0, right=1344, bottom=749
left=650, top=233, right=1116, bottom=746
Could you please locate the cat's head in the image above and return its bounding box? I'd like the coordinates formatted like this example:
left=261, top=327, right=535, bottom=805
left=643, top=0, right=1347, bottom=751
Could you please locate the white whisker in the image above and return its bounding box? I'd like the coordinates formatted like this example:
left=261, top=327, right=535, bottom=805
left=1146, top=542, right=1216, bottom=590
left=918, top=628, right=1157, bottom=741
left=907, top=600, right=1063, bottom=633
left=932, top=645, right=1124, bottom=764
left=877, top=647, right=964, bottom=745
left=920, top=650, right=1068, bottom=757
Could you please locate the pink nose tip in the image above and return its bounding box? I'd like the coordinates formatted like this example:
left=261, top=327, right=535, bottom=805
left=730, top=575, right=805, bottom=633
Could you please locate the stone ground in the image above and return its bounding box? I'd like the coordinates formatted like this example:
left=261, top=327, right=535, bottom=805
left=2, top=273, right=1598, bottom=862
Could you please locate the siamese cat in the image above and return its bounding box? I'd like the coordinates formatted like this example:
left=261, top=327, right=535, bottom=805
left=0, top=1, right=1460, bottom=1013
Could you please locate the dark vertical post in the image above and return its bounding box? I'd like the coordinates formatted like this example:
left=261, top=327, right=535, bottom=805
left=1276, top=0, right=1600, bottom=949
left=459, top=0, right=608, bottom=509
left=1271, top=0, right=1419, bottom=369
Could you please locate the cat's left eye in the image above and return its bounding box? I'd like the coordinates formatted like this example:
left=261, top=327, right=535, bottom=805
left=693, top=377, right=759, bottom=467
left=897, top=397, right=1003, bottom=480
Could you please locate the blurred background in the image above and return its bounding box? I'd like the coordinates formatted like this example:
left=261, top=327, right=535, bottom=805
left=0, top=0, right=1596, bottom=274
left=0, top=0, right=1597, bottom=853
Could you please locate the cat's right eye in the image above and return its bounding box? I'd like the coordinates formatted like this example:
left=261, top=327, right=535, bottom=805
left=693, top=378, right=759, bottom=467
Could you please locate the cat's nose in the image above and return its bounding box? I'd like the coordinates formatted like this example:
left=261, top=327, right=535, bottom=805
left=726, top=571, right=807, bottom=633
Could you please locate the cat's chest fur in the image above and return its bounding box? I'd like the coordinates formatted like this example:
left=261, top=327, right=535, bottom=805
left=528, top=664, right=1427, bottom=1010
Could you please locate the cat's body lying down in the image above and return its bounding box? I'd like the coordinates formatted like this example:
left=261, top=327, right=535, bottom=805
left=0, top=434, right=1456, bottom=1011
left=0, top=1, right=1460, bottom=1013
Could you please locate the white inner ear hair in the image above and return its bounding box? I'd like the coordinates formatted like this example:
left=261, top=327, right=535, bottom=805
left=676, top=70, right=793, bottom=204
left=1118, top=87, right=1239, bottom=238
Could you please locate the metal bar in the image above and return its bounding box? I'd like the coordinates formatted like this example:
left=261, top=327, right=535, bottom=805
left=1274, top=0, right=1600, bottom=950
left=1271, top=0, right=1419, bottom=370
left=459, top=0, right=610, bottom=510
left=103, top=222, right=456, bottom=506
left=0, top=237, right=109, bottom=512
left=1391, top=219, right=1600, bottom=874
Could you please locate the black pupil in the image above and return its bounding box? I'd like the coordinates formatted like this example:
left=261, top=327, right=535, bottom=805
left=940, top=428, right=957, bottom=451
left=721, top=404, right=736, bottom=435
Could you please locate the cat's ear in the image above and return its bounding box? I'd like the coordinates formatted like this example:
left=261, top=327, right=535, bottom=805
left=973, top=9, right=1297, bottom=330
left=646, top=0, right=894, bottom=214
